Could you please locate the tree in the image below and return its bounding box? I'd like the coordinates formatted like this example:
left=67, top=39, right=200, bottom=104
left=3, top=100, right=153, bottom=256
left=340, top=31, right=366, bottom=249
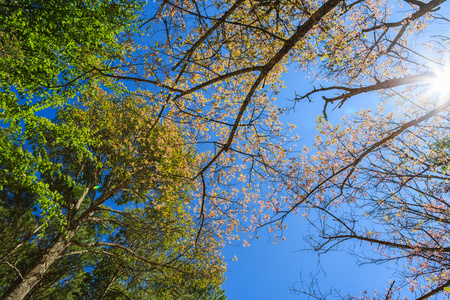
left=90, top=0, right=450, bottom=242
left=0, top=0, right=144, bottom=106
left=0, top=86, right=225, bottom=300
left=0, top=5, right=147, bottom=288
left=263, top=96, right=450, bottom=299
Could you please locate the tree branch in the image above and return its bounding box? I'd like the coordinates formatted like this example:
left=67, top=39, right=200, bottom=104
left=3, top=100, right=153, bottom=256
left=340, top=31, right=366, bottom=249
left=194, top=0, right=344, bottom=179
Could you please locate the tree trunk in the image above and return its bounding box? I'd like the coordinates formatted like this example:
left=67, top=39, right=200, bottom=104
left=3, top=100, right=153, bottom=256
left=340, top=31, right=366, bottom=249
left=0, top=230, right=76, bottom=300
left=1, top=187, right=90, bottom=300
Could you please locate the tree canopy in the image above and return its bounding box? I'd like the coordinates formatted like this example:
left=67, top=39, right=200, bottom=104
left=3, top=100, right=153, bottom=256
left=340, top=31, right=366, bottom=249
left=97, top=0, right=450, bottom=240
left=3, top=0, right=450, bottom=299
left=0, top=0, right=144, bottom=115
left=0, top=86, right=225, bottom=299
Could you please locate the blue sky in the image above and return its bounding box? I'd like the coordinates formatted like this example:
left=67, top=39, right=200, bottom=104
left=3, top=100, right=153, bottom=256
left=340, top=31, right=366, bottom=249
left=221, top=69, right=390, bottom=299
left=222, top=215, right=393, bottom=299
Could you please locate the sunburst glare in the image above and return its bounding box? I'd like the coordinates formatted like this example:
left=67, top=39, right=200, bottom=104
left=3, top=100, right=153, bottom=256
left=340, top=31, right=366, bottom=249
left=426, top=66, right=450, bottom=101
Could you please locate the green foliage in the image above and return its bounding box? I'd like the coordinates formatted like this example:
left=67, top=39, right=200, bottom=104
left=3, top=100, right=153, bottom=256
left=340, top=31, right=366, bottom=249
left=431, top=136, right=450, bottom=173
left=0, top=86, right=226, bottom=299
left=0, top=0, right=145, bottom=235
left=0, top=0, right=143, bottom=94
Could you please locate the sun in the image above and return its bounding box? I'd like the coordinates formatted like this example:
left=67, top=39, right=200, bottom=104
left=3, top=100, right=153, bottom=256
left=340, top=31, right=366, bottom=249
left=426, top=66, right=450, bottom=100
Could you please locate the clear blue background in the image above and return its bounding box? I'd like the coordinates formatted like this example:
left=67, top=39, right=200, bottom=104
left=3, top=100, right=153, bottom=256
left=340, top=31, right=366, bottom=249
left=222, top=70, right=398, bottom=299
